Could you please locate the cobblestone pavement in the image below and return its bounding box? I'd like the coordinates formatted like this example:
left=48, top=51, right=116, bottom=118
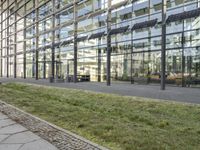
left=0, top=112, right=58, bottom=150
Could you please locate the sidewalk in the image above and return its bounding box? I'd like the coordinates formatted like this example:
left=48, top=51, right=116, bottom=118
left=0, top=112, right=58, bottom=150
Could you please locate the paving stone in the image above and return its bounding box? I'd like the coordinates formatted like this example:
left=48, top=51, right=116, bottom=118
left=0, top=124, right=27, bottom=135
left=0, top=134, right=9, bottom=142
left=0, top=112, right=59, bottom=150
left=2, top=131, right=40, bottom=144
left=0, top=144, right=22, bottom=150
left=19, top=139, right=58, bottom=150
left=0, top=119, right=16, bottom=128
left=0, top=113, right=8, bottom=120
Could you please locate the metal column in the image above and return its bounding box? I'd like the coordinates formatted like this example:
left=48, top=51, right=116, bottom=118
left=181, top=1, right=185, bottom=87
left=106, top=0, right=111, bottom=86
left=51, top=0, right=55, bottom=79
left=0, top=3, right=3, bottom=77
left=14, top=1, right=17, bottom=78
left=35, top=0, right=39, bottom=80
left=130, top=1, right=134, bottom=84
left=73, top=0, right=78, bottom=83
left=182, top=22, right=185, bottom=87
left=97, top=1, right=101, bottom=83
left=43, top=53, right=46, bottom=79
left=161, top=0, right=167, bottom=90
left=23, top=3, right=27, bottom=79
left=147, top=0, right=152, bottom=84
left=97, top=48, right=101, bottom=82
left=6, top=0, right=9, bottom=78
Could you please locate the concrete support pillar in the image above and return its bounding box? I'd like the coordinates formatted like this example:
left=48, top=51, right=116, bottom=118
left=106, top=0, right=111, bottom=86
left=161, top=0, right=167, bottom=90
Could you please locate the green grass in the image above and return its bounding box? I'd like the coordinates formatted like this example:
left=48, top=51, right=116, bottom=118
left=0, top=83, right=200, bottom=150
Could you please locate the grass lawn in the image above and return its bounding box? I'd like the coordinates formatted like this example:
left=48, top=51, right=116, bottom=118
left=0, top=83, right=200, bottom=150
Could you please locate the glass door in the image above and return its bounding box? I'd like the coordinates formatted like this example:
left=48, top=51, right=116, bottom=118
left=131, top=52, right=149, bottom=84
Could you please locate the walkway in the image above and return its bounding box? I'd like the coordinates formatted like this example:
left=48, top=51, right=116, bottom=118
left=0, top=112, right=58, bottom=150
left=0, top=77, right=200, bottom=104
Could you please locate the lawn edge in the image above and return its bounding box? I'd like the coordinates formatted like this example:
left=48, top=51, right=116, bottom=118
left=9, top=82, right=200, bottom=106
left=0, top=100, right=109, bottom=150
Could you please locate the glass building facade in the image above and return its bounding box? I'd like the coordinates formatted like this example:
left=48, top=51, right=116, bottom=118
left=0, top=0, right=200, bottom=87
